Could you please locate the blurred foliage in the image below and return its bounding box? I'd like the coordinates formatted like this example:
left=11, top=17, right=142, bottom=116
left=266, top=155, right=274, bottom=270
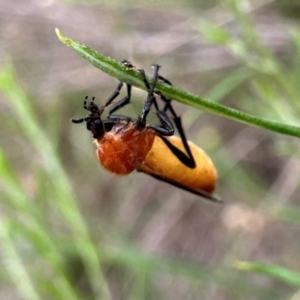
left=0, top=0, right=300, bottom=299
left=236, top=261, right=300, bottom=288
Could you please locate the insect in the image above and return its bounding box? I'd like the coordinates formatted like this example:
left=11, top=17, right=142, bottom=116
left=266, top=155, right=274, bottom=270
left=71, top=62, right=220, bottom=202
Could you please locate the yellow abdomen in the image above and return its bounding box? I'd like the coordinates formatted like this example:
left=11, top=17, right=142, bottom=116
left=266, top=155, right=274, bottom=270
left=140, top=136, right=217, bottom=193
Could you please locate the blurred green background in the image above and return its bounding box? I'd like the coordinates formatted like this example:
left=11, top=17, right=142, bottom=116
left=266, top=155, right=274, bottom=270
left=1, top=0, right=300, bottom=299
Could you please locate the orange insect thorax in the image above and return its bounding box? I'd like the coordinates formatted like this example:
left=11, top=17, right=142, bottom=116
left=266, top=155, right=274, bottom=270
left=94, top=121, right=156, bottom=175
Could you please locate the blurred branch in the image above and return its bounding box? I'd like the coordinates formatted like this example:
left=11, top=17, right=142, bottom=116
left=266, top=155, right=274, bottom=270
left=56, top=29, right=300, bottom=139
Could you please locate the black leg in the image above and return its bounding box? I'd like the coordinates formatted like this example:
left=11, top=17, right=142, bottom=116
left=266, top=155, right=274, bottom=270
left=147, top=111, right=174, bottom=136
left=137, top=65, right=161, bottom=127
left=157, top=94, right=196, bottom=168
left=106, top=114, right=132, bottom=122
left=158, top=74, right=173, bottom=86
left=107, top=84, right=132, bottom=116
left=107, top=60, right=141, bottom=116
left=150, top=74, right=196, bottom=168
left=139, top=69, right=161, bottom=113
left=103, top=82, right=124, bottom=107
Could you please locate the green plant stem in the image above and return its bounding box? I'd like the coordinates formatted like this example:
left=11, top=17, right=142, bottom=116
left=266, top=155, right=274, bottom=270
left=55, top=29, right=300, bottom=139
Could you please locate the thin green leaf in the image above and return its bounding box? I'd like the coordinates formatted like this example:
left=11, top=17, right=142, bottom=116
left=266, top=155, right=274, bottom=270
left=55, top=29, right=300, bottom=139
left=100, top=245, right=286, bottom=298
left=0, top=64, right=111, bottom=300
left=0, top=218, right=41, bottom=300
left=236, top=261, right=300, bottom=288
